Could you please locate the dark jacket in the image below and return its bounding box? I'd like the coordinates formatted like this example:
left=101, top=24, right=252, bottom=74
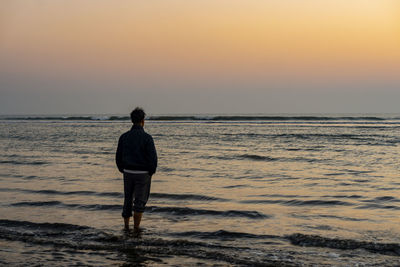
left=116, top=125, right=157, bottom=175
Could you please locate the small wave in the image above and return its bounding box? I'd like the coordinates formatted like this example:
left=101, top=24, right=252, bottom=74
left=242, top=199, right=353, bottom=207
left=273, top=133, right=374, bottom=141
left=374, top=196, right=400, bottom=202
left=171, top=230, right=280, bottom=240
left=146, top=206, right=268, bottom=219
left=0, top=188, right=122, bottom=197
left=10, top=201, right=121, bottom=210
left=325, top=172, right=345, bottom=176
left=360, top=196, right=400, bottom=204
left=51, top=191, right=98, bottom=197
left=0, top=219, right=90, bottom=231
left=9, top=201, right=266, bottom=219
left=0, top=188, right=225, bottom=202
left=151, top=193, right=226, bottom=201
left=291, top=212, right=370, bottom=222
left=222, top=184, right=249, bottom=189
left=287, top=157, right=322, bottom=163
left=356, top=203, right=400, bottom=210
left=12, top=200, right=63, bottom=206
left=255, top=194, right=309, bottom=198
left=0, top=160, right=48, bottom=165
left=158, top=166, right=175, bottom=172
left=241, top=156, right=322, bottom=163
left=237, top=154, right=278, bottom=161
left=287, top=233, right=400, bottom=256
left=322, top=194, right=364, bottom=199
left=232, top=154, right=328, bottom=164
left=317, top=214, right=369, bottom=222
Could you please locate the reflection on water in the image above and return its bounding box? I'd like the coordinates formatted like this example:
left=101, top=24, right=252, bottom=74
left=0, top=117, right=399, bottom=265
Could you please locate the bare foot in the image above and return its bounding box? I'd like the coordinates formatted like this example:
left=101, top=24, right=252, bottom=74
left=133, top=227, right=142, bottom=238
left=124, top=217, right=130, bottom=230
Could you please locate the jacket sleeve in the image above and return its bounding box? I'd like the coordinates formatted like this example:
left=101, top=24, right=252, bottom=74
left=146, top=136, right=158, bottom=175
left=115, top=135, right=124, bottom=173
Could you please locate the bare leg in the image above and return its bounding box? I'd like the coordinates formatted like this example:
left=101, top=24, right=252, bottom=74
left=133, top=212, right=143, bottom=230
left=124, top=217, right=130, bottom=230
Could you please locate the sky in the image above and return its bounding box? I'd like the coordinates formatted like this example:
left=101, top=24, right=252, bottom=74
left=1, top=0, right=399, bottom=115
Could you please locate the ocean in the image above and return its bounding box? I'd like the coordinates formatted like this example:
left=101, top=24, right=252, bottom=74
left=0, top=114, right=399, bottom=266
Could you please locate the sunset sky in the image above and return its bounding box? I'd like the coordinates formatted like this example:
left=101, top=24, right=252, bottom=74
left=1, top=0, right=399, bottom=114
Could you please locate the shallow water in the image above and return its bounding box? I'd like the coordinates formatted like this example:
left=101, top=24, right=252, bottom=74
left=1, top=115, right=400, bottom=266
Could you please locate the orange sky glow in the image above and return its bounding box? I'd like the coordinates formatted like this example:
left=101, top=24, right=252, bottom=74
left=2, top=1, right=399, bottom=77
left=1, top=0, right=399, bottom=114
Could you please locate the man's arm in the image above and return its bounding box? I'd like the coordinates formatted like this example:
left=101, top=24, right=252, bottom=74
left=115, top=135, right=124, bottom=173
left=146, top=136, right=158, bottom=176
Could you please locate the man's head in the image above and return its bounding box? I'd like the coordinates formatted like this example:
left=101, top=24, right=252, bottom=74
left=130, top=107, right=146, bottom=126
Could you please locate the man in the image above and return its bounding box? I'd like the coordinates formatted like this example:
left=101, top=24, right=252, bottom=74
left=116, top=107, right=157, bottom=231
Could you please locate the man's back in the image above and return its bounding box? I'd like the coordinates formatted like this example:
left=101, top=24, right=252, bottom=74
left=116, top=125, right=157, bottom=175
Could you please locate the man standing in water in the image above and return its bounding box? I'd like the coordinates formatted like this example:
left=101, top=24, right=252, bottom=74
left=116, top=108, right=157, bottom=231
